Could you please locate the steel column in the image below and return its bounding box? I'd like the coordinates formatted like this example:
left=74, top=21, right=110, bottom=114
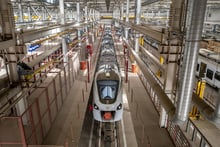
left=62, top=37, right=68, bottom=64
left=135, top=0, right=141, bottom=24
left=134, top=0, right=141, bottom=53
left=125, top=0, right=130, bottom=39
left=77, top=1, right=81, bottom=46
left=84, top=4, right=89, bottom=44
left=121, top=1, right=124, bottom=20
left=77, top=2, right=80, bottom=23
left=0, top=0, right=15, bottom=39
left=174, top=0, right=208, bottom=123
left=59, top=0, right=65, bottom=24
left=126, top=0, right=129, bottom=22
left=27, top=5, right=31, bottom=22
left=7, top=47, right=19, bottom=83
left=93, top=9, right=95, bottom=21
left=18, top=1, right=23, bottom=23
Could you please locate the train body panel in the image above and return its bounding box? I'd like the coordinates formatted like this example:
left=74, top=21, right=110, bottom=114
left=196, top=48, right=220, bottom=88
left=93, top=26, right=123, bottom=122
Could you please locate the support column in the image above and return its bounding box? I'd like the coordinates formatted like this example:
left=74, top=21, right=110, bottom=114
left=77, top=1, right=81, bottom=46
left=125, top=0, right=129, bottom=39
left=62, top=38, right=68, bottom=63
left=77, top=1, right=80, bottom=23
left=84, top=5, right=88, bottom=22
left=18, top=1, right=23, bottom=23
left=59, top=0, right=65, bottom=24
left=0, top=0, right=15, bottom=40
left=84, top=4, right=89, bottom=44
left=120, top=1, right=124, bottom=20
left=59, top=0, right=68, bottom=64
left=134, top=0, right=141, bottom=52
left=27, top=4, right=31, bottom=22
left=174, top=0, right=208, bottom=123
left=89, top=8, right=92, bottom=21
left=42, top=6, right=45, bottom=21
left=91, top=9, right=95, bottom=43
left=93, top=9, right=95, bottom=21
left=7, top=47, right=19, bottom=83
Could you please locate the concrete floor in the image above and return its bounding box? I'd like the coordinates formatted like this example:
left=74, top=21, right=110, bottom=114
left=43, top=36, right=175, bottom=147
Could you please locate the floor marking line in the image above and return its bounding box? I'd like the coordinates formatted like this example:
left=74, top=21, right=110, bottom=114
left=88, top=119, right=94, bottom=147
left=121, top=117, right=127, bottom=147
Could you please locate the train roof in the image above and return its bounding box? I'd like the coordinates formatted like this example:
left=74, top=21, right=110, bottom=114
left=97, top=63, right=119, bottom=73
left=199, top=48, right=220, bottom=63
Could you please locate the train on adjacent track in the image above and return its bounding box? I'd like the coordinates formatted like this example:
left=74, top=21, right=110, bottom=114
left=93, top=26, right=123, bottom=122
left=196, top=48, right=220, bottom=88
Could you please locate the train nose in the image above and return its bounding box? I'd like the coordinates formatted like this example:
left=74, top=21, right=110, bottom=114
left=103, top=112, right=112, bottom=120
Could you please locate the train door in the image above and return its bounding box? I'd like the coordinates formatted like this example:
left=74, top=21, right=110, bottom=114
left=214, top=71, right=220, bottom=88
left=199, top=62, right=207, bottom=78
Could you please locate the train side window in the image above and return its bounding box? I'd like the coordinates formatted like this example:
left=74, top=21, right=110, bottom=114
left=214, top=71, right=220, bottom=81
left=206, top=69, right=213, bottom=80
left=196, top=63, right=200, bottom=71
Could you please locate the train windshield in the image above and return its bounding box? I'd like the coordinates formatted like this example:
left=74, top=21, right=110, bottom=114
left=97, top=80, right=119, bottom=103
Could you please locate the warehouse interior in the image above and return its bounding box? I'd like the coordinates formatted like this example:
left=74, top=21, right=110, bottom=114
left=0, top=0, right=220, bottom=146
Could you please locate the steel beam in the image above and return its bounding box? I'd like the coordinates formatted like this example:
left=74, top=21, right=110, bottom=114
left=118, top=20, right=166, bottom=42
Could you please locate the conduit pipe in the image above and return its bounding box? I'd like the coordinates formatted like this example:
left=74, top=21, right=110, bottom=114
left=124, top=40, right=176, bottom=118
left=173, top=0, right=207, bottom=124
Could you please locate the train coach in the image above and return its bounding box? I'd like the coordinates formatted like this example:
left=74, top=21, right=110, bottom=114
left=196, top=48, right=220, bottom=88
left=93, top=27, right=123, bottom=122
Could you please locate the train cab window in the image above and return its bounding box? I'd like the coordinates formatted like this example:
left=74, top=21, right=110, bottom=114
left=196, top=63, right=200, bottom=71
left=206, top=69, right=214, bottom=80
left=97, top=80, right=118, bottom=102
left=214, top=71, right=220, bottom=81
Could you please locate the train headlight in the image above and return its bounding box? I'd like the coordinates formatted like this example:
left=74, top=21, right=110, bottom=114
left=117, top=103, right=122, bottom=110
left=94, top=104, right=99, bottom=110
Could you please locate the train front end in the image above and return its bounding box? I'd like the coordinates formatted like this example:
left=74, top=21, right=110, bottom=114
left=93, top=65, right=123, bottom=122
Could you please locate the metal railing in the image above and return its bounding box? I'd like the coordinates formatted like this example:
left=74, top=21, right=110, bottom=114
left=137, top=70, right=191, bottom=146
left=185, top=119, right=212, bottom=147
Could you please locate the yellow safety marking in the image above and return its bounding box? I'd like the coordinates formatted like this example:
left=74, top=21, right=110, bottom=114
left=190, top=79, right=206, bottom=119
left=160, top=56, right=164, bottom=64
left=139, top=37, right=144, bottom=46
left=196, top=80, right=206, bottom=98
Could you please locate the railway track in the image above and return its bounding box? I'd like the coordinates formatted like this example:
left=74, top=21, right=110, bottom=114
left=96, top=121, right=121, bottom=147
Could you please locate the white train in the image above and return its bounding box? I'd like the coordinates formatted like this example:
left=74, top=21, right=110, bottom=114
left=196, top=48, right=220, bottom=88
left=93, top=27, right=123, bottom=122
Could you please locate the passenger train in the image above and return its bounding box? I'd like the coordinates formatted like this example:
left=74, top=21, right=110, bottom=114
left=93, top=27, right=123, bottom=122
left=196, top=48, right=220, bottom=88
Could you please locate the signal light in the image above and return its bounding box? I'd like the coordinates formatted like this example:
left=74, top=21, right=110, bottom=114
left=117, top=103, right=122, bottom=110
